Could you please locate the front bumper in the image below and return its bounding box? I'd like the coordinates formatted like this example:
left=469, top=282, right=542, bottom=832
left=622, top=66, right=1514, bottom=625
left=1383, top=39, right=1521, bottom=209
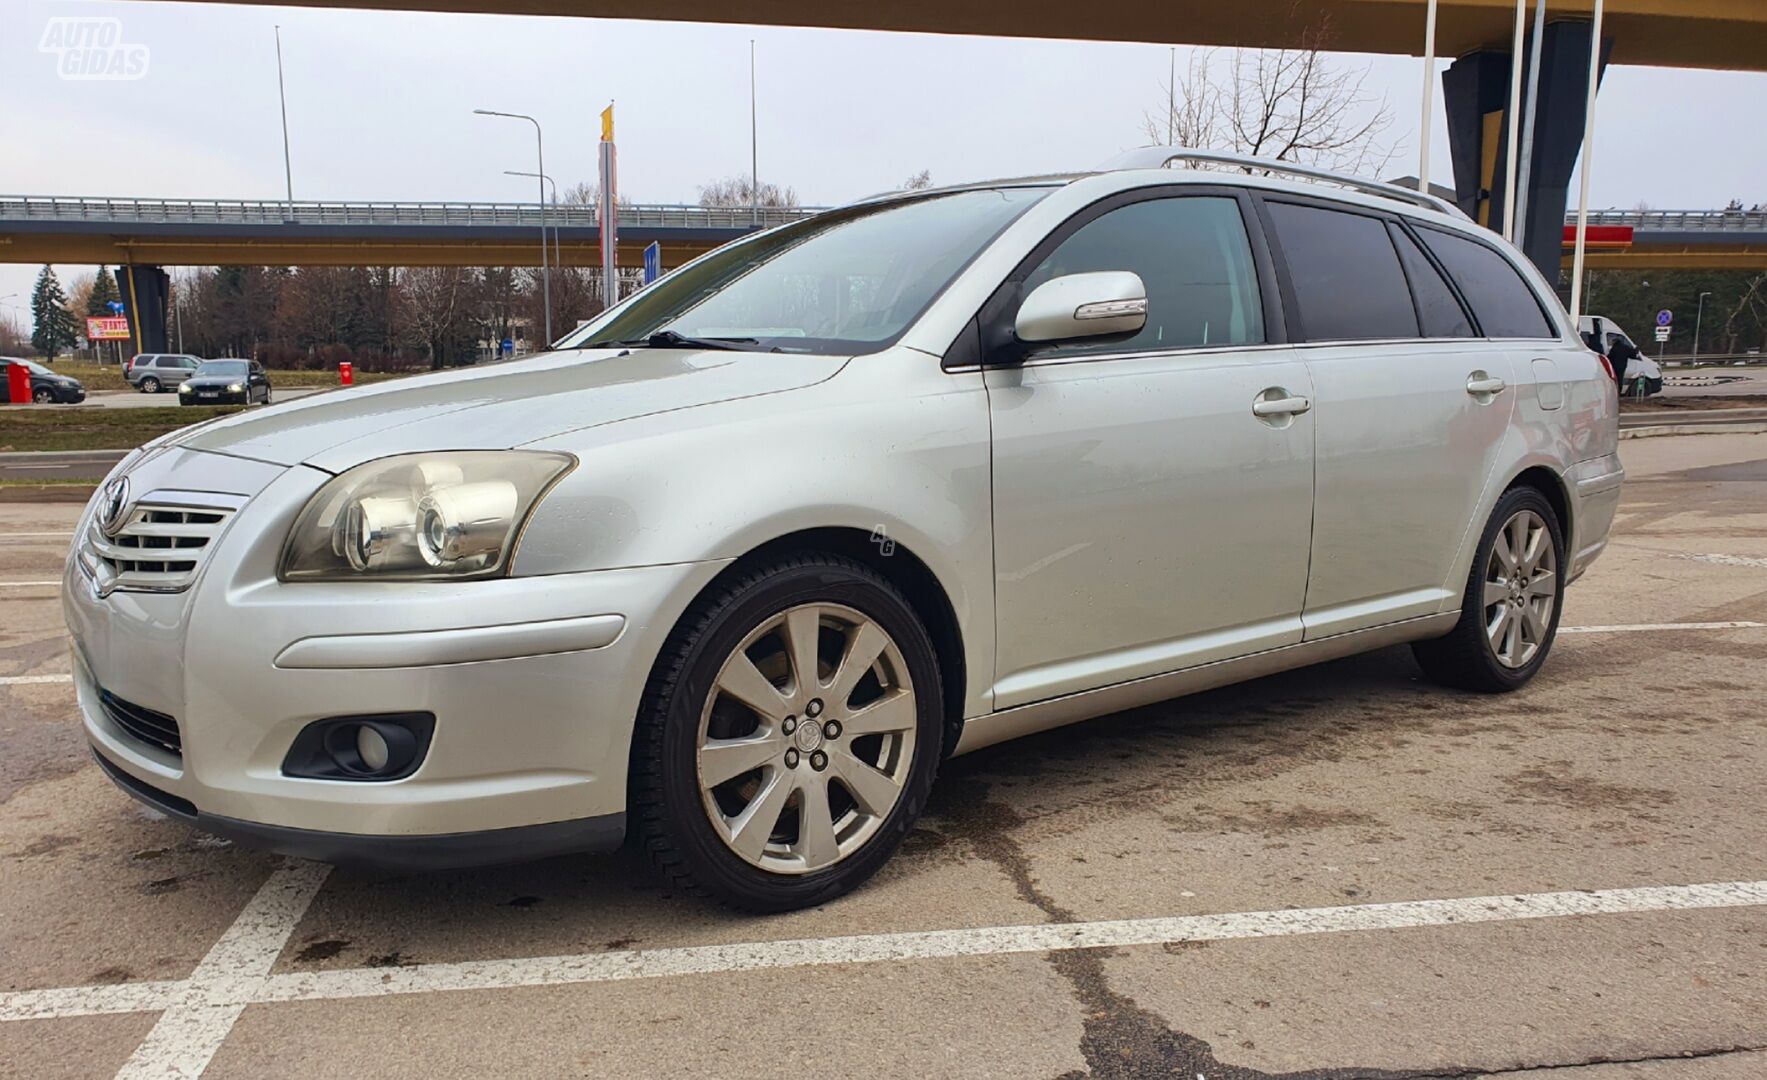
left=65, top=446, right=727, bottom=865
left=180, top=390, right=247, bottom=405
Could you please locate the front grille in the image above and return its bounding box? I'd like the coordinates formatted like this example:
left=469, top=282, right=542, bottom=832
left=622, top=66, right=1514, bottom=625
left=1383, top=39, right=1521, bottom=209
left=99, top=689, right=183, bottom=757
left=80, top=501, right=237, bottom=594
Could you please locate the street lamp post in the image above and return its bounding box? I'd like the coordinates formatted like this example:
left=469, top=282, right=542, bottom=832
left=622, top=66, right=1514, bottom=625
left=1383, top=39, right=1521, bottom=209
left=505, top=170, right=564, bottom=286
left=1692, top=290, right=1712, bottom=366
left=474, top=109, right=552, bottom=344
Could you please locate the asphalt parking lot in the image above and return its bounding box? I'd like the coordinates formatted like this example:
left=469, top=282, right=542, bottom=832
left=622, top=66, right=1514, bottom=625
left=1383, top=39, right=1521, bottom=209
left=3, top=431, right=1765, bottom=1079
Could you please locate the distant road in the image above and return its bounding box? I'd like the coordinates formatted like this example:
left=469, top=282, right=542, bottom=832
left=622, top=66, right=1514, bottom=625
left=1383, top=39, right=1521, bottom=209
left=0, top=387, right=326, bottom=411
left=0, top=450, right=129, bottom=483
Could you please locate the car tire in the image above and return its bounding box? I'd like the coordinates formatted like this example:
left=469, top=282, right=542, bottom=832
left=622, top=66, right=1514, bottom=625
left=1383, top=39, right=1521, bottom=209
left=262, top=388, right=272, bottom=405
left=140, top=377, right=160, bottom=394
left=33, top=387, right=53, bottom=405
left=630, top=554, right=944, bottom=912
left=1413, top=486, right=1565, bottom=693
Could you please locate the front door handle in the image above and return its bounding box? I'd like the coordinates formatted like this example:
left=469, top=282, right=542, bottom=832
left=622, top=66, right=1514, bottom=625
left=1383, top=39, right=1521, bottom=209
left=1252, top=393, right=1312, bottom=417
left=1466, top=373, right=1508, bottom=396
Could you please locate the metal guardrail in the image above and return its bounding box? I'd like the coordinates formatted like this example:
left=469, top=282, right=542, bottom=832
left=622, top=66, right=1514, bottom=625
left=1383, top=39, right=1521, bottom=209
left=1570, top=209, right=1767, bottom=233
left=0, top=196, right=821, bottom=230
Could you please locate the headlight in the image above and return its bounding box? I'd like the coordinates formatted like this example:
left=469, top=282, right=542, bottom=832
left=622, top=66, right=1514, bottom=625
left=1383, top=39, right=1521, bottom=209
left=226, top=382, right=244, bottom=393
left=178, top=382, right=192, bottom=393
left=279, top=451, right=574, bottom=581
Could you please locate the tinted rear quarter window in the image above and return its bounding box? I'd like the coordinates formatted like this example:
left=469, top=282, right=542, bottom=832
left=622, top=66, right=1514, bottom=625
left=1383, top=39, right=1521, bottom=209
left=1417, top=227, right=1556, bottom=339
left=1388, top=224, right=1475, bottom=338
left=1266, top=201, right=1417, bottom=342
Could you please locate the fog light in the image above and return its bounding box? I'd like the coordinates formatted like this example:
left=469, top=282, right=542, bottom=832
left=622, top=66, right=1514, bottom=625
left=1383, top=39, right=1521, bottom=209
left=281, top=713, right=435, bottom=782
left=356, top=725, right=390, bottom=771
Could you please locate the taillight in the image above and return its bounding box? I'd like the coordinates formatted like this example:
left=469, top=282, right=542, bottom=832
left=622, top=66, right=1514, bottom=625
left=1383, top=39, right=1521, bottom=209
left=1595, top=353, right=1615, bottom=381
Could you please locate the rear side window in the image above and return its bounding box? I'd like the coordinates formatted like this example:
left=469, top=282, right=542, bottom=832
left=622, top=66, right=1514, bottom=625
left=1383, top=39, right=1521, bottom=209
left=1021, top=195, right=1265, bottom=353
left=1265, top=202, right=1417, bottom=342
left=1417, top=227, right=1556, bottom=339
left=1388, top=224, right=1475, bottom=338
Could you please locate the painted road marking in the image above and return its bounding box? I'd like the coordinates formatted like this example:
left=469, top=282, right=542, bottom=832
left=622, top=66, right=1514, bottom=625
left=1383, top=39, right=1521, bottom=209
left=1559, top=621, right=1767, bottom=633
left=0, top=531, right=75, bottom=538
left=0, top=581, right=61, bottom=588
left=6, top=464, right=71, bottom=470
left=0, top=674, right=71, bottom=686
left=115, top=860, right=332, bottom=1079
left=2, top=879, right=1764, bottom=1030
left=1672, top=552, right=1767, bottom=570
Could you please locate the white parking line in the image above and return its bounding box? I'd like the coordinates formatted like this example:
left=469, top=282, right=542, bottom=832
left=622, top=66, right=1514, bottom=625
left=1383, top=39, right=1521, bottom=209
left=116, top=860, right=332, bottom=1079
left=0, top=531, right=75, bottom=538
left=1560, top=621, right=1767, bottom=633
left=0, top=674, right=71, bottom=686
left=0, top=581, right=61, bottom=589
left=1, top=879, right=1763, bottom=1037
left=1672, top=552, right=1767, bottom=570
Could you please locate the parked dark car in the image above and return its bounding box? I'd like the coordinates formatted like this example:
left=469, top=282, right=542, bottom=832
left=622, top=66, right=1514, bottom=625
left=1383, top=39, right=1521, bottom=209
left=1, top=357, right=87, bottom=404
left=177, top=359, right=273, bottom=406
left=126, top=353, right=203, bottom=393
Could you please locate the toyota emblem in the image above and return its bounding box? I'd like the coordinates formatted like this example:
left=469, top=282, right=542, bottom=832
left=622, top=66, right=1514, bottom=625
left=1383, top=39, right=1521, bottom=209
left=98, top=476, right=131, bottom=537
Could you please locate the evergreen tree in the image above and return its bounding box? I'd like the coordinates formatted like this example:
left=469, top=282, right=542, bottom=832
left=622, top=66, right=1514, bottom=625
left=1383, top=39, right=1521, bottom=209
left=29, top=265, right=79, bottom=362
left=88, top=266, right=120, bottom=315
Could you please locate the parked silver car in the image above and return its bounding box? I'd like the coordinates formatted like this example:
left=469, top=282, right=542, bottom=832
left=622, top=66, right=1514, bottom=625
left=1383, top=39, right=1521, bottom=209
left=126, top=353, right=202, bottom=393
left=65, top=149, right=1621, bottom=910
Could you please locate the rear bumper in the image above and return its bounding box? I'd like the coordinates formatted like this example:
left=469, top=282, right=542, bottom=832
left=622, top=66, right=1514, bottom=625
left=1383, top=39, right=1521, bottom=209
left=93, top=749, right=625, bottom=870
left=1566, top=453, right=1625, bottom=582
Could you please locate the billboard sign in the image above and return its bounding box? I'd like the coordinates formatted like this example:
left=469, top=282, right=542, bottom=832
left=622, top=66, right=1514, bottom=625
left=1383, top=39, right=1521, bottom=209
left=86, top=316, right=130, bottom=341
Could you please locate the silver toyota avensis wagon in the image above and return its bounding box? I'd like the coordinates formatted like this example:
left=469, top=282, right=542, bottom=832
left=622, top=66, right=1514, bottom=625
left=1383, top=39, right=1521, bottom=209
left=66, top=149, right=1623, bottom=910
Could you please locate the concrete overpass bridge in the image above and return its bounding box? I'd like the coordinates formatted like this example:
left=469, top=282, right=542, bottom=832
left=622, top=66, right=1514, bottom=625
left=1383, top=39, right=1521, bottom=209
left=5, top=194, right=1760, bottom=273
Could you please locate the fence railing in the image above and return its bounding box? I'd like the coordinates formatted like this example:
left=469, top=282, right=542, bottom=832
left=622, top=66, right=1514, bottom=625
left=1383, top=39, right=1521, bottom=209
left=1570, top=209, right=1767, bottom=233
left=0, top=196, right=821, bottom=230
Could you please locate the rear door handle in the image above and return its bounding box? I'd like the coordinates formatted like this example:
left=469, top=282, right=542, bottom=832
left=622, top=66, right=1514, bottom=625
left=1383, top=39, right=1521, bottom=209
left=1466, top=373, right=1507, bottom=396
left=1252, top=394, right=1312, bottom=417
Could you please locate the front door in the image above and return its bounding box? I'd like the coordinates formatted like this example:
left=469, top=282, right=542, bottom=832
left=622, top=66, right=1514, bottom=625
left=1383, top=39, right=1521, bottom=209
left=986, top=192, right=1316, bottom=710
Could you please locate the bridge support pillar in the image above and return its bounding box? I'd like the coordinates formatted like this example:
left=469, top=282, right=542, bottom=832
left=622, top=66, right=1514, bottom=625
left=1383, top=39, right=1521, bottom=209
left=115, top=265, right=171, bottom=357
left=1444, top=20, right=1611, bottom=286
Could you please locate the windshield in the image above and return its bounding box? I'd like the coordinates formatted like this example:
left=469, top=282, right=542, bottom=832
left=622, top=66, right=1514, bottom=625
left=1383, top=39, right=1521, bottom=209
left=560, top=187, right=1051, bottom=354
left=18, top=360, right=53, bottom=376
left=195, top=361, right=248, bottom=379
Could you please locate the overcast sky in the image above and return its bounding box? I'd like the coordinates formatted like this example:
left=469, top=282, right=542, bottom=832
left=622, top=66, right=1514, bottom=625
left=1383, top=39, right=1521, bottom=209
left=4, top=0, right=1764, bottom=328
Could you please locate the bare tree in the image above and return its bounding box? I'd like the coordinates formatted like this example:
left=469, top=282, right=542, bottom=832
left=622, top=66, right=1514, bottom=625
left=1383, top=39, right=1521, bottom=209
left=901, top=170, right=934, bottom=191
left=1141, top=16, right=1395, bottom=175
left=698, top=175, right=798, bottom=209
left=400, top=266, right=471, bottom=369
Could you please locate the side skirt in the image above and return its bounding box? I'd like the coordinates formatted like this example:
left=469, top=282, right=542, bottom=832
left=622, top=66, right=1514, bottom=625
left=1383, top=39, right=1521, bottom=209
left=952, top=613, right=1459, bottom=756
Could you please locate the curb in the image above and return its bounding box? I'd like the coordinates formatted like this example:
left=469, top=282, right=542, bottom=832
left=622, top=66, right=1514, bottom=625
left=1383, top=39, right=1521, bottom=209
left=1620, top=422, right=1767, bottom=440
left=0, top=485, right=98, bottom=503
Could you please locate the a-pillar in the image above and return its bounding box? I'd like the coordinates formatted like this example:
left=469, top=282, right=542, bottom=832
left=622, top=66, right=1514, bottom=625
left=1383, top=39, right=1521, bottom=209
left=114, top=265, right=171, bottom=356
left=1443, top=20, right=1612, bottom=287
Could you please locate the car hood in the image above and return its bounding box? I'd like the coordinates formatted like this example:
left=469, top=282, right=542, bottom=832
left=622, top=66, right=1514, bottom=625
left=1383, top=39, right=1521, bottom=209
left=182, top=375, right=245, bottom=387
left=171, top=348, right=848, bottom=472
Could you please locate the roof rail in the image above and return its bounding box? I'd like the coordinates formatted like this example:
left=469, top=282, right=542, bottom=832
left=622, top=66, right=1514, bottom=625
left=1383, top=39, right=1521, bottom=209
left=1099, top=146, right=1469, bottom=220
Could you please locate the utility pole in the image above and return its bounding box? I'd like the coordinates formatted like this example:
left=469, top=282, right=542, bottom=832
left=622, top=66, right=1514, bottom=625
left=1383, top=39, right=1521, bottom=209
left=750, top=39, right=760, bottom=229
left=1567, top=0, right=1606, bottom=322
left=275, top=26, right=295, bottom=219
left=1501, top=0, right=1526, bottom=241
left=474, top=109, right=551, bottom=344
left=1692, top=290, right=1711, bottom=366
left=1419, top=0, right=1439, bottom=189
left=1168, top=46, right=1176, bottom=145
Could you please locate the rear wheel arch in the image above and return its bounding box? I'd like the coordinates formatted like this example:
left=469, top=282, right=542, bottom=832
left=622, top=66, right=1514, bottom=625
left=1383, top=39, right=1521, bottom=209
left=1505, top=464, right=1571, bottom=540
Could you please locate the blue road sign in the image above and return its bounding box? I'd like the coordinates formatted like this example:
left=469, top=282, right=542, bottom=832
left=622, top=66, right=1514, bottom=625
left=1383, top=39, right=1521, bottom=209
left=500, top=338, right=514, bottom=356
left=643, top=241, right=662, bottom=284
left=1656, top=309, right=1673, bottom=327
left=107, top=301, right=125, bottom=314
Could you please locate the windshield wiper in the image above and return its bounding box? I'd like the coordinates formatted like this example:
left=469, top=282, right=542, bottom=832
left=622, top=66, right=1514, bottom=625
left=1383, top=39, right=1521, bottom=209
left=613, top=330, right=760, bottom=352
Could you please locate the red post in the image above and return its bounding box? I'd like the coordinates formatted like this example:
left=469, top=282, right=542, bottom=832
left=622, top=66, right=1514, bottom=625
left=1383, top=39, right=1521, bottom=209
left=338, top=361, right=354, bottom=386
left=7, top=362, right=31, bottom=404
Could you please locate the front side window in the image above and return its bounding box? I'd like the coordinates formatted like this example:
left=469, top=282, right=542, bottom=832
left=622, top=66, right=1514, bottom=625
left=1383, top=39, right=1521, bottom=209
left=1021, top=195, right=1265, bottom=354
left=1266, top=201, right=1418, bottom=342
left=563, top=187, right=1050, bottom=355
left=1417, top=226, right=1557, bottom=339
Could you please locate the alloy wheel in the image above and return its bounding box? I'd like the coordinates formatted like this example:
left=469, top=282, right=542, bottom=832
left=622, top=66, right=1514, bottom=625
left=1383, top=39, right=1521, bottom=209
left=696, top=602, right=917, bottom=875
left=1482, top=508, right=1557, bottom=669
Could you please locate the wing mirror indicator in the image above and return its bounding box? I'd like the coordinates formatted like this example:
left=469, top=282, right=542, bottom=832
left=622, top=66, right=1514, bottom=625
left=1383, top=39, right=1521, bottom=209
left=1014, top=271, right=1148, bottom=344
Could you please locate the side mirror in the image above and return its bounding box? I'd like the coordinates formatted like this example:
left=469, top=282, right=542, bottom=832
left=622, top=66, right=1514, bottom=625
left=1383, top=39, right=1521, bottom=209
left=1014, top=271, right=1148, bottom=344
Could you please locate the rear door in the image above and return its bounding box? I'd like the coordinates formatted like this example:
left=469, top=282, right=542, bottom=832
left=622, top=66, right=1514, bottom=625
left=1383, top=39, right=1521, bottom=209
left=1259, top=197, right=1515, bottom=639
left=986, top=189, right=1316, bottom=708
